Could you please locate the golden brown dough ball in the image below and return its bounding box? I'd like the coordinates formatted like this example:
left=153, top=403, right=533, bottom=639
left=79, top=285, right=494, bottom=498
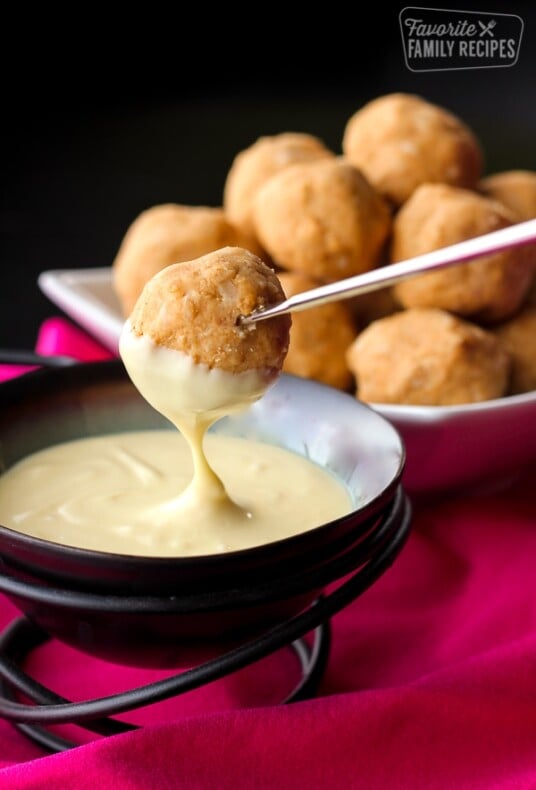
left=252, top=159, right=391, bottom=282
left=223, top=133, right=334, bottom=241
left=391, top=184, right=534, bottom=323
left=128, top=247, right=290, bottom=376
left=480, top=170, right=536, bottom=221
left=342, top=93, right=483, bottom=207
left=493, top=307, right=536, bottom=394
left=345, top=308, right=510, bottom=406
left=112, top=204, right=260, bottom=316
left=278, top=272, right=357, bottom=391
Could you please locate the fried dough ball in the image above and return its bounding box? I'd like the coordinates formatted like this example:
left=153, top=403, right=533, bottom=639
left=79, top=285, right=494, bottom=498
left=493, top=307, right=536, bottom=394
left=346, top=308, right=510, bottom=406
left=113, top=204, right=260, bottom=316
left=342, top=93, right=483, bottom=206
left=480, top=170, right=536, bottom=221
left=223, top=133, right=334, bottom=241
left=252, top=159, right=391, bottom=281
left=128, top=247, right=290, bottom=376
left=278, top=272, right=357, bottom=391
left=391, top=184, right=534, bottom=323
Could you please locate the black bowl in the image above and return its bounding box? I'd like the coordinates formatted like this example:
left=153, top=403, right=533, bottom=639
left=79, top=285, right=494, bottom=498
left=0, top=362, right=406, bottom=667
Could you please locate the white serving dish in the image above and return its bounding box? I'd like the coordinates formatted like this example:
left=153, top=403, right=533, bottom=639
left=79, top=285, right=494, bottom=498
left=38, top=267, right=536, bottom=495
left=39, top=268, right=123, bottom=354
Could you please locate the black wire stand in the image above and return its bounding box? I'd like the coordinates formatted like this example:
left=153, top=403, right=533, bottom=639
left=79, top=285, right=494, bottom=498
left=0, top=488, right=411, bottom=752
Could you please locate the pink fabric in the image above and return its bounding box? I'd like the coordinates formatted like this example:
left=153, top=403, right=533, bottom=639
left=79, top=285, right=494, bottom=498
left=34, top=318, right=115, bottom=362
left=0, top=318, right=113, bottom=382
left=0, top=366, right=37, bottom=383
left=0, top=319, right=535, bottom=788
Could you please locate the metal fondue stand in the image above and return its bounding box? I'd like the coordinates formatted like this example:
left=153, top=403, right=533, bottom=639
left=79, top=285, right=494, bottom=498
left=0, top=488, right=411, bottom=752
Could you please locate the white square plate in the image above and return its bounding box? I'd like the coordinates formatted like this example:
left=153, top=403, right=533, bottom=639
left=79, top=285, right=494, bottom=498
left=38, top=268, right=124, bottom=354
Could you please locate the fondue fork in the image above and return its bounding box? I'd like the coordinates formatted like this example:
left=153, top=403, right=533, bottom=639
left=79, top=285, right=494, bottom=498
left=239, top=218, right=536, bottom=324
left=0, top=350, right=77, bottom=367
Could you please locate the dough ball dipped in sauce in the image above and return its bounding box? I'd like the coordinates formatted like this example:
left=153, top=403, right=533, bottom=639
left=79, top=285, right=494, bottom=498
left=119, top=245, right=291, bottom=513
left=124, top=245, right=289, bottom=394
left=116, top=245, right=351, bottom=551
left=0, top=247, right=353, bottom=556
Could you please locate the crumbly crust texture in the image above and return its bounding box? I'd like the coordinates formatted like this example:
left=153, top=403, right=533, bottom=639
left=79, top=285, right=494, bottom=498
left=392, top=184, right=534, bottom=323
left=223, top=132, right=333, bottom=240
left=346, top=307, right=510, bottom=406
left=129, top=246, right=291, bottom=375
left=342, top=92, right=483, bottom=206
left=253, top=159, right=391, bottom=281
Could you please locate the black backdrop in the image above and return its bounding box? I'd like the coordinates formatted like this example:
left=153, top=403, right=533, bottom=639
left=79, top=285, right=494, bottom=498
left=2, top=2, right=535, bottom=349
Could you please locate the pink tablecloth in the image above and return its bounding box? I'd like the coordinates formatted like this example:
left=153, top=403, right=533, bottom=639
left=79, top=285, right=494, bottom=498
left=0, top=319, right=535, bottom=789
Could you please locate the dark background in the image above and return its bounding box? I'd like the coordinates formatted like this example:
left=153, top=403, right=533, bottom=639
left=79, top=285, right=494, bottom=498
left=2, top=2, right=535, bottom=350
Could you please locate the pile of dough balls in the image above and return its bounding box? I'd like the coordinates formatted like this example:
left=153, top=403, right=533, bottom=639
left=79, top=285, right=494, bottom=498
left=112, top=92, right=536, bottom=405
